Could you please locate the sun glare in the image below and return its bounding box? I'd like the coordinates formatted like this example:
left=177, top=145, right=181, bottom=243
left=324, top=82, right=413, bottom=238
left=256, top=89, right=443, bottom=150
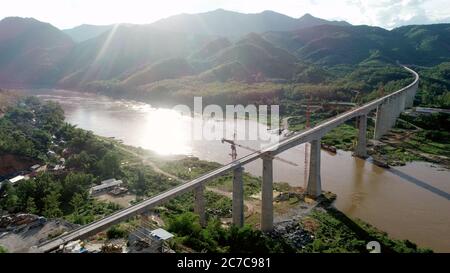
left=141, top=108, right=192, bottom=155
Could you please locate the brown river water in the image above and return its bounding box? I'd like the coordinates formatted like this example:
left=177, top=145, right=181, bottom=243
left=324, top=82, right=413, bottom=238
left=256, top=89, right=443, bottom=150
left=26, top=89, right=450, bottom=252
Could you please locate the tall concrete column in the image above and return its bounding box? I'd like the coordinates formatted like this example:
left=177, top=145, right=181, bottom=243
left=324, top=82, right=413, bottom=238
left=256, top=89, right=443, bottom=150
left=392, top=97, right=400, bottom=126
left=261, top=155, right=273, bottom=232
left=406, top=85, right=417, bottom=108
left=306, top=138, right=322, bottom=197
left=232, top=167, right=244, bottom=227
left=194, top=184, right=206, bottom=227
left=374, top=102, right=388, bottom=140
left=386, top=99, right=394, bottom=129
left=405, top=88, right=411, bottom=108
left=391, top=98, right=399, bottom=127
left=414, top=84, right=418, bottom=102
left=354, top=114, right=368, bottom=158
left=407, top=88, right=414, bottom=108
left=411, top=91, right=414, bottom=107
left=400, top=94, right=406, bottom=113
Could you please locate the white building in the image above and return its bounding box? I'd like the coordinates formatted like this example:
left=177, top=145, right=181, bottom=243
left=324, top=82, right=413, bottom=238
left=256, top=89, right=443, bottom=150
left=9, top=175, right=25, bottom=184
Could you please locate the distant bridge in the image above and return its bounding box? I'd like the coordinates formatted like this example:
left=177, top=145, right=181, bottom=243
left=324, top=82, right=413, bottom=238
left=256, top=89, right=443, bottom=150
left=37, top=66, right=419, bottom=252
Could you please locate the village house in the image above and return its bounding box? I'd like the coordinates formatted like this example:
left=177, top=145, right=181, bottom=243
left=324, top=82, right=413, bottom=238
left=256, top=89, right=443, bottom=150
left=89, top=178, right=124, bottom=195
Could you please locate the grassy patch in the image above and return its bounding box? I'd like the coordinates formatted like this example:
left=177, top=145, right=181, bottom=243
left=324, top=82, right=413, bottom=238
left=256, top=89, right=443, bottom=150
left=322, top=123, right=358, bottom=150
left=300, top=208, right=432, bottom=253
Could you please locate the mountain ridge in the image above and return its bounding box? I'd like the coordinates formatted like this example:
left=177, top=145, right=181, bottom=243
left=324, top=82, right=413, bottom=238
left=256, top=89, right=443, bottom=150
left=0, top=14, right=449, bottom=89
left=61, top=9, right=351, bottom=42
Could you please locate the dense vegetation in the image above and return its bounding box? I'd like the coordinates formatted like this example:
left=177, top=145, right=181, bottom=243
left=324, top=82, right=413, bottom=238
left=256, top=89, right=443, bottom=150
left=415, top=63, right=450, bottom=108
left=167, top=212, right=293, bottom=253
left=0, top=98, right=177, bottom=224
left=300, top=209, right=431, bottom=253
left=0, top=245, right=7, bottom=253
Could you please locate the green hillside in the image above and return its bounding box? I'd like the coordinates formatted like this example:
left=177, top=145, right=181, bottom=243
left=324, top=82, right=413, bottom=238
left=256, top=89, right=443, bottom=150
left=0, top=14, right=449, bottom=110
left=0, top=17, right=73, bottom=85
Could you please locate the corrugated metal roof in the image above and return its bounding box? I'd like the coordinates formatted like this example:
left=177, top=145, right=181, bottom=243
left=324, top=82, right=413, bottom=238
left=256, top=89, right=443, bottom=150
left=151, top=228, right=174, bottom=240
left=91, top=180, right=122, bottom=191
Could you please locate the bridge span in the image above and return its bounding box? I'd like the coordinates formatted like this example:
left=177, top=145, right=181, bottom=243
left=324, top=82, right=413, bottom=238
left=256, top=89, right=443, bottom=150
left=37, top=66, right=419, bottom=252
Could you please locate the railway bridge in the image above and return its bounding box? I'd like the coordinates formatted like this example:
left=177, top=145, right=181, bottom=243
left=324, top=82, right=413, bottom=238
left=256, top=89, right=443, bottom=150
left=37, top=66, right=419, bottom=252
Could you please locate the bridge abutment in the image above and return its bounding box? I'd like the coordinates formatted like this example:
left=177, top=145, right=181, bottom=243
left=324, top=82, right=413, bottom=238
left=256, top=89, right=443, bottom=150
left=354, top=114, right=368, bottom=158
left=194, top=184, right=206, bottom=227
left=261, top=155, right=274, bottom=232
left=232, top=167, right=244, bottom=227
left=306, top=138, right=322, bottom=197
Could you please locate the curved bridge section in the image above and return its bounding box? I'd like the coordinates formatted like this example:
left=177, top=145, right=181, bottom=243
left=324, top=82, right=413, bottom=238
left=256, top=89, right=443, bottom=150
left=38, top=66, right=419, bottom=252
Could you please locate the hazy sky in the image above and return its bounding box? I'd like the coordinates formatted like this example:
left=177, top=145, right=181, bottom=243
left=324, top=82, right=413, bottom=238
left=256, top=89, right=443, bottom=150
left=0, top=0, right=449, bottom=29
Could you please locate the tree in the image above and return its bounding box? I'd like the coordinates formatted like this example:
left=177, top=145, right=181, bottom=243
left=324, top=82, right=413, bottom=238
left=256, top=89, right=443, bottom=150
left=0, top=182, right=18, bottom=212
left=66, top=151, right=93, bottom=172
left=26, top=197, right=38, bottom=214
left=15, top=179, right=36, bottom=209
left=134, top=170, right=147, bottom=196
left=97, top=151, right=121, bottom=178
left=33, top=173, right=61, bottom=211
left=35, top=101, right=65, bottom=133
left=70, top=193, right=85, bottom=216
left=0, top=245, right=7, bottom=253
left=61, top=173, right=92, bottom=205
left=106, top=225, right=127, bottom=239
left=225, top=225, right=272, bottom=253
left=43, top=191, right=62, bottom=218
left=168, top=212, right=202, bottom=237
left=30, top=129, right=52, bottom=152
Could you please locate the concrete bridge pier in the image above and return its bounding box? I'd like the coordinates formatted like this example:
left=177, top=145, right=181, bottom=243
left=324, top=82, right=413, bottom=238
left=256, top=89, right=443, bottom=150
left=394, top=95, right=405, bottom=120
left=261, top=155, right=274, bottom=232
left=399, top=94, right=406, bottom=113
left=354, top=114, right=368, bottom=158
left=405, top=89, right=412, bottom=108
left=390, top=98, right=399, bottom=127
left=306, top=138, right=322, bottom=197
left=374, top=102, right=389, bottom=139
left=232, top=167, right=244, bottom=227
left=388, top=98, right=397, bottom=129
left=412, top=85, right=418, bottom=105
left=194, top=184, right=206, bottom=227
left=406, top=85, right=417, bottom=108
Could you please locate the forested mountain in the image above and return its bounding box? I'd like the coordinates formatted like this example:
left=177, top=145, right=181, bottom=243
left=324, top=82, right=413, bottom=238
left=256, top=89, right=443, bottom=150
left=0, top=17, right=73, bottom=85
left=0, top=12, right=449, bottom=93
left=262, top=24, right=450, bottom=65
left=57, top=24, right=211, bottom=87
left=149, top=9, right=350, bottom=37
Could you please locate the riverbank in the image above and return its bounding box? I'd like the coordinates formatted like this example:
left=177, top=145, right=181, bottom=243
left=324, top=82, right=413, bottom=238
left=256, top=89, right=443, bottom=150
left=285, top=111, right=450, bottom=169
